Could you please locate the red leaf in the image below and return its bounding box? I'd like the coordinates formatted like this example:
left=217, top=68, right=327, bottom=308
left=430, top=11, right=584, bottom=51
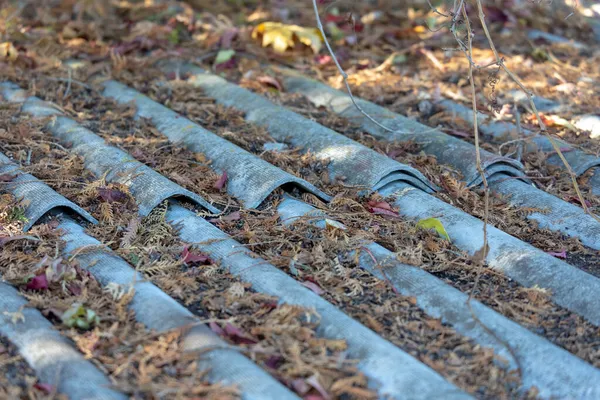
left=366, top=200, right=401, bottom=219
left=547, top=250, right=567, bottom=259
left=448, top=129, right=471, bottom=138
left=366, top=200, right=393, bottom=211
left=565, top=196, right=592, bottom=208
left=209, top=321, right=225, bottom=335
left=26, top=274, right=48, bottom=290
left=213, top=172, right=228, bottom=190
left=181, top=245, right=211, bottom=265
left=224, top=323, right=257, bottom=345
left=34, top=383, right=54, bottom=394
left=315, top=55, right=332, bottom=65
left=291, top=378, right=310, bottom=395
left=68, top=282, right=82, bottom=296
left=209, top=211, right=241, bottom=223
left=257, top=76, right=283, bottom=91
left=265, top=355, right=283, bottom=369
left=0, top=173, right=15, bottom=182
left=306, top=375, right=331, bottom=400
left=97, top=187, right=128, bottom=203
left=300, top=281, right=325, bottom=295
left=220, top=28, right=238, bottom=48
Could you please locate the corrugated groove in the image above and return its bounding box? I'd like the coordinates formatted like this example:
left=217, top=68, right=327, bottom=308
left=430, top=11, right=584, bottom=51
left=381, top=182, right=600, bottom=325
left=166, top=202, right=471, bottom=400
left=152, top=64, right=600, bottom=326
left=99, top=80, right=331, bottom=209
left=57, top=218, right=300, bottom=400
left=279, top=70, right=524, bottom=187
left=0, top=152, right=97, bottom=231
left=5, top=84, right=472, bottom=399
left=157, top=62, right=437, bottom=194
left=0, top=277, right=127, bottom=400
left=436, top=98, right=600, bottom=190
left=0, top=82, right=220, bottom=217
left=277, top=73, right=600, bottom=249
left=276, top=195, right=600, bottom=399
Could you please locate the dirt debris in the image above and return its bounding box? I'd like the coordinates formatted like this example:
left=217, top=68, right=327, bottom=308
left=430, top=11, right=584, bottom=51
left=2, top=0, right=600, bottom=398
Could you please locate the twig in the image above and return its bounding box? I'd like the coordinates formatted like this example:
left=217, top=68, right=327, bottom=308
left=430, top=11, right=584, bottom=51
left=311, top=0, right=410, bottom=134
left=461, top=5, right=490, bottom=304
left=472, top=0, right=597, bottom=221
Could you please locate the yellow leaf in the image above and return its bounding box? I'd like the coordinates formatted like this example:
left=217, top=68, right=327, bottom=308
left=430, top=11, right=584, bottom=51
left=416, top=217, right=450, bottom=240
left=252, top=22, right=322, bottom=54
left=0, top=42, right=18, bottom=62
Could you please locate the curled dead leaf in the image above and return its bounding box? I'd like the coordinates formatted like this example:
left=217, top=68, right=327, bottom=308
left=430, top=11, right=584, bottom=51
left=252, top=22, right=323, bottom=54
left=0, top=42, right=18, bottom=62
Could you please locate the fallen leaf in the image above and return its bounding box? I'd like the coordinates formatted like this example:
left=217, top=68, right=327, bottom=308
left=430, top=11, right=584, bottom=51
left=257, top=75, right=283, bottom=91
left=209, top=321, right=225, bottom=335
left=61, top=303, right=99, bottom=330
left=224, top=323, right=257, bottom=344
left=300, top=280, right=325, bottom=295
left=214, top=172, right=228, bottom=190
left=222, top=211, right=241, bottom=222
left=306, top=375, right=331, bottom=400
left=0, top=173, right=15, bottom=182
left=220, top=28, right=238, bottom=48
left=366, top=200, right=394, bottom=212
left=214, top=49, right=236, bottom=69
left=97, top=187, right=128, bottom=203
left=33, top=383, right=54, bottom=394
left=547, top=250, right=567, bottom=259
left=291, top=378, right=310, bottom=395
left=366, top=200, right=401, bottom=219
left=265, top=355, right=283, bottom=369
left=25, top=274, right=49, bottom=291
left=252, top=22, right=323, bottom=54
left=471, top=243, right=489, bottom=264
left=181, top=245, right=211, bottom=264
left=0, top=42, right=18, bottom=62
left=416, top=217, right=450, bottom=240
left=324, top=218, right=346, bottom=230
left=565, top=196, right=592, bottom=208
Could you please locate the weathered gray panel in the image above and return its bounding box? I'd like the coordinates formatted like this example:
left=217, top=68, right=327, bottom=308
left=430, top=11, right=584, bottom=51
left=159, top=63, right=437, bottom=194
left=381, top=182, right=600, bottom=326
left=1, top=82, right=219, bottom=216
left=280, top=72, right=524, bottom=187
left=166, top=203, right=471, bottom=400
left=0, top=279, right=126, bottom=400
left=0, top=152, right=97, bottom=230
left=57, top=218, right=299, bottom=400
left=100, top=80, right=331, bottom=209
left=276, top=195, right=600, bottom=399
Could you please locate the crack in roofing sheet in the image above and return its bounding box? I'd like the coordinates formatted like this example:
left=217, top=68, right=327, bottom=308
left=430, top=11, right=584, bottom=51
left=158, top=62, right=438, bottom=194
left=279, top=71, right=525, bottom=187
left=0, top=151, right=97, bottom=231
left=381, top=181, right=600, bottom=326
left=99, top=80, right=331, bottom=209
left=1, top=82, right=219, bottom=216
left=276, top=195, right=600, bottom=399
